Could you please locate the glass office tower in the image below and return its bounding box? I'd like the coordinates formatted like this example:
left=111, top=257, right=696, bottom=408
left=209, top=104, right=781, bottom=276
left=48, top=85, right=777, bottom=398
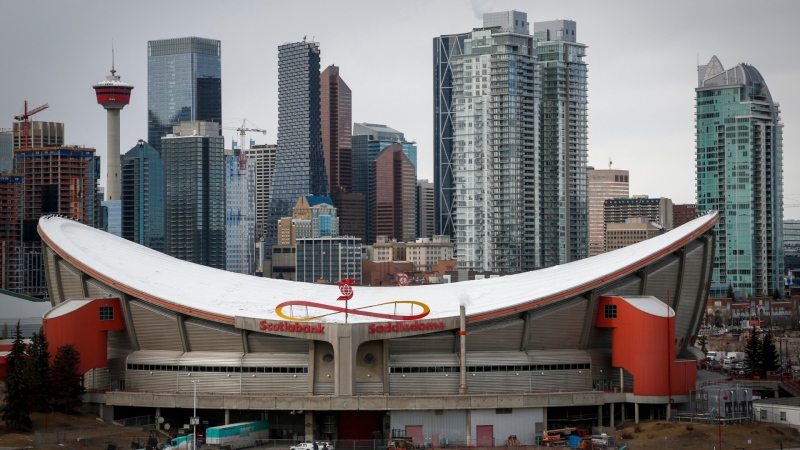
left=147, top=37, right=221, bottom=153
left=161, top=122, right=225, bottom=269
left=121, top=140, right=165, bottom=253
left=696, top=56, right=784, bottom=296
left=534, top=20, right=589, bottom=266
left=264, top=40, right=328, bottom=260
left=449, top=11, right=539, bottom=273
left=352, top=122, right=417, bottom=244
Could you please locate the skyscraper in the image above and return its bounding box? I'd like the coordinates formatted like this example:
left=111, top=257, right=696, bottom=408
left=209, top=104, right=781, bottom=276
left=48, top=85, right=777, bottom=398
left=417, top=179, right=434, bottom=239
left=147, top=37, right=221, bottom=153
left=225, top=153, right=256, bottom=275
left=696, top=56, right=784, bottom=296
left=433, top=30, right=468, bottom=241
left=121, top=140, right=164, bottom=252
left=352, top=122, right=417, bottom=244
left=13, top=146, right=97, bottom=297
left=534, top=19, right=589, bottom=266
left=448, top=11, right=539, bottom=273
left=0, top=174, right=23, bottom=292
left=372, top=144, right=416, bottom=243
left=243, top=144, right=276, bottom=238
left=264, top=40, right=328, bottom=259
left=0, top=131, right=12, bottom=173
left=161, top=122, right=225, bottom=269
left=587, top=168, right=629, bottom=256
left=320, top=65, right=352, bottom=194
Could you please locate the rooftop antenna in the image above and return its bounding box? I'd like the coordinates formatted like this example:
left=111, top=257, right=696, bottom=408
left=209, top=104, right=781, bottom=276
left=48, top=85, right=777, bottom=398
left=608, top=158, right=613, bottom=170
left=111, top=39, right=116, bottom=76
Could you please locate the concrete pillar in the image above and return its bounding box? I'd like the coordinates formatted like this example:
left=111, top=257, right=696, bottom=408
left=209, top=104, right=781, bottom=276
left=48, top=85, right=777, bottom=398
left=305, top=411, right=315, bottom=440
left=666, top=404, right=670, bottom=421
left=650, top=405, right=654, bottom=420
left=622, top=403, right=626, bottom=421
left=466, top=409, right=472, bottom=446
left=775, top=390, right=780, bottom=398
left=155, top=407, right=161, bottom=430
left=106, top=108, right=121, bottom=200
left=610, top=403, right=615, bottom=428
left=620, top=368, right=624, bottom=390
left=543, top=408, right=548, bottom=433
left=634, top=403, right=639, bottom=424
left=597, top=405, right=603, bottom=428
left=225, top=409, right=230, bottom=425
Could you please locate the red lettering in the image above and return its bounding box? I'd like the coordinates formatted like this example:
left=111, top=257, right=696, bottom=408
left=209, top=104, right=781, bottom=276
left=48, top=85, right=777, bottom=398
left=259, top=320, right=267, bottom=331
left=367, top=321, right=446, bottom=334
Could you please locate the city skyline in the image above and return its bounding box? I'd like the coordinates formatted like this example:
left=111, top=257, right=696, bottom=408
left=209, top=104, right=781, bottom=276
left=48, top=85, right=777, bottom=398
left=0, top=1, right=798, bottom=215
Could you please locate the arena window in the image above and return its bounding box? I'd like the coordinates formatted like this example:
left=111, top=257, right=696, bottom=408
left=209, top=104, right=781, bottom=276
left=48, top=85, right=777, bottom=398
left=99, top=306, right=114, bottom=321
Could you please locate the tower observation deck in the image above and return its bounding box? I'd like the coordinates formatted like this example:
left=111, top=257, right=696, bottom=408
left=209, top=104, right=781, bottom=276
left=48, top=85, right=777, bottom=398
left=93, top=63, right=133, bottom=201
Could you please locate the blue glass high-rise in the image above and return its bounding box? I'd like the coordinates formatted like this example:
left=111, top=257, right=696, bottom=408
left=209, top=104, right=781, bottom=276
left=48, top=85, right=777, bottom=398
left=147, top=37, right=221, bottom=154
left=121, top=140, right=164, bottom=253
left=264, top=40, right=328, bottom=259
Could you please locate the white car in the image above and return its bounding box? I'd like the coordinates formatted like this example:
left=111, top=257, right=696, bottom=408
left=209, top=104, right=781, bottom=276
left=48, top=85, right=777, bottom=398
left=316, top=442, right=335, bottom=450
left=291, top=443, right=316, bottom=450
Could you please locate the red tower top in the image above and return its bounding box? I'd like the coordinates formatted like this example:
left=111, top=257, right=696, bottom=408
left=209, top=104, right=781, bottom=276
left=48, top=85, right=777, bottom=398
left=93, top=65, right=133, bottom=110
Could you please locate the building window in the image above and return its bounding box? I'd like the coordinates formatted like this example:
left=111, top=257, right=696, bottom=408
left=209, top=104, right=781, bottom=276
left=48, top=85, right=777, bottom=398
left=604, top=304, right=617, bottom=319
left=760, top=410, right=767, bottom=420
left=496, top=408, right=512, bottom=414
left=99, top=306, right=114, bottom=321
left=781, top=411, right=787, bottom=421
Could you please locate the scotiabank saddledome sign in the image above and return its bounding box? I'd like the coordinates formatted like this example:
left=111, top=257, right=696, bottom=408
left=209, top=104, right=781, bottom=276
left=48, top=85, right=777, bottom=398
left=267, top=279, right=446, bottom=333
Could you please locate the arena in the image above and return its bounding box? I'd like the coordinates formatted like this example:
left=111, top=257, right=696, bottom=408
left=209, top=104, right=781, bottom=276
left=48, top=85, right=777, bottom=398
left=36, top=212, right=718, bottom=445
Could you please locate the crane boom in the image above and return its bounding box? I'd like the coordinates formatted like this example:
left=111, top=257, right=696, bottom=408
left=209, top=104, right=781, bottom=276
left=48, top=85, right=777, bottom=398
left=13, top=101, right=50, bottom=148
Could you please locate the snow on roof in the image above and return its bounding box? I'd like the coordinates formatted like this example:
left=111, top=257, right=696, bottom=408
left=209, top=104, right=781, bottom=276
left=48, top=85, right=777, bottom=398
left=43, top=299, right=94, bottom=319
left=38, top=213, right=717, bottom=325
left=614, top=296, right=675, bottom=318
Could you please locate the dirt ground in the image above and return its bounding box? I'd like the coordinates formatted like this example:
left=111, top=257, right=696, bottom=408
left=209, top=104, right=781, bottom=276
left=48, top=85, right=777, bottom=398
left=607, top=419, right=800, bottom=450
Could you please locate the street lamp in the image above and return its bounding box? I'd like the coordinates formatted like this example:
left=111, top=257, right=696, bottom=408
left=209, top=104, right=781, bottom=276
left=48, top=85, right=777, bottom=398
left=717, top=388, right=728, bottom=450
left=191, top=381, right=199, bottom=450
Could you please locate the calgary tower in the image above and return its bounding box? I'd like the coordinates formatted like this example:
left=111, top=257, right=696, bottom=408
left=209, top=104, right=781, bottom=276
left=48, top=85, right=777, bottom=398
left=93, top=50, right=133, bottom=201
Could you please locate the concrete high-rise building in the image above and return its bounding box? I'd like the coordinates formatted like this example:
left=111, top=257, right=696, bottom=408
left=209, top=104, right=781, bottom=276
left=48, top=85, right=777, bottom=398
left=352, top=122, right=417, bottom=244
left=225, top=153, right=256, bottom=275
left=447, top=11, right=539, bottom=272
left=673, top=204, right=698, bottom=229
left=320, top=65, right=352, bottom=194
left=0, top=175, right=23, bottom=292
left=13, top=146, right=97, bottom=297
left=696, top=56, right=784, bottom=296
left=265, top=40, right=328, bottom=260
left=331, top=192, right=366, bottom=242
left=121, top=140, right=164, bottom=253
left=161, top=122, right=225, bottom=269
left=534, top=19, right=589, bottom=266
left=587, top=168, right=629, bottom=256
left=0, top=131, right=12, bottom=173
left=296, top=237, right=362, bottom=285
left=433, top=30, right=469, bottom=241
left=12, top=121, right=63, bottom=149
left=276, top=195, right=339, bottom=246
left=417, top=179, right=434, bottom=239
left=603, top=197, right=673, bottom=231
left=93, top=60, right=133, bottom=202
left=243, top=144, right=276, bottom=238
left=605, top=218, right=664, bottom=252
left=147, top=37, right=221, bottom=153
left=372, top=144, right=416, bottom=243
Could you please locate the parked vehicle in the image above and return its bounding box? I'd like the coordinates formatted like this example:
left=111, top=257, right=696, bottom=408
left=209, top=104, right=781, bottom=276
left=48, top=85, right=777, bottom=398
left=290, top=443, right=317, bottom=450
left=163, top=434, right=194, bottom=450
left=724, top=352, right=746, bottom=365
left=706, top=350, right=725, bottom=363
left=205, top=420, right=269, bottom=450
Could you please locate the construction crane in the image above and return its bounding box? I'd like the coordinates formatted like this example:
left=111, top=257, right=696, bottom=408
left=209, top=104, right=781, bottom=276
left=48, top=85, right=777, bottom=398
left=13, top=101, right=49, bottom=148
left=222, top=119, right=267, bottom=169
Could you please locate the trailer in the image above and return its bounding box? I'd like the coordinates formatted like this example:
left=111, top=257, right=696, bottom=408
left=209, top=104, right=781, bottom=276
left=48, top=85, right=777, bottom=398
left=205, top=420, right=269, bottom=450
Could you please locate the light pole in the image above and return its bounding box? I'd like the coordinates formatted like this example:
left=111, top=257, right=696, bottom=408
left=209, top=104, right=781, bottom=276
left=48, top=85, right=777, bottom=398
left=717, top=388, right=728, bottom=450
left=191, top=381, right=199, bottom=450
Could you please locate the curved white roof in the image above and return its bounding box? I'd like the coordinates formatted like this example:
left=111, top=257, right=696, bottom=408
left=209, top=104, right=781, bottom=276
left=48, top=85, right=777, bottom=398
left=38, top=213, right=718, bottom=325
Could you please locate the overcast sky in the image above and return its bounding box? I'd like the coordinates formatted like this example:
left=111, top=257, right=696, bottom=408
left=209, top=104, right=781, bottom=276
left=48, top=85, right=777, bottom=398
left=2, top=0, right=798, bottom=217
